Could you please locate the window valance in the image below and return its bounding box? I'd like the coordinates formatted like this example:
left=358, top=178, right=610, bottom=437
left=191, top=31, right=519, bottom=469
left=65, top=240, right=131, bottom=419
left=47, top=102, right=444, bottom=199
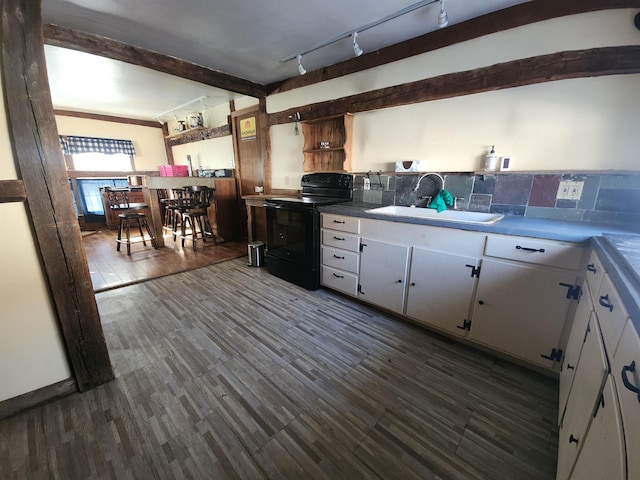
left=59, top=136, right=136, bottom=156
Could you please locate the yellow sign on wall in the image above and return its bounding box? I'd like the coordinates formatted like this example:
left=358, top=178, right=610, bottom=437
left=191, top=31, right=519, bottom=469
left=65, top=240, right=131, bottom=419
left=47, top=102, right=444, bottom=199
left=240, top=117, right=257, bottom=142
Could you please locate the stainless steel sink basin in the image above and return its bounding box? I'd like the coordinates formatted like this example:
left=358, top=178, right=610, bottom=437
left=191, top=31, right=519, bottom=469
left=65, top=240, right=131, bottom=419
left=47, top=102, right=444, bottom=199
left=365, top=205, right=504, bottom=225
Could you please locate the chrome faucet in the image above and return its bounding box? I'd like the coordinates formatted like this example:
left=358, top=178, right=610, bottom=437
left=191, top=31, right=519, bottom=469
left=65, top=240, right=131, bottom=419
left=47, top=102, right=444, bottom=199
left=413, top=172, right=444, bottom=193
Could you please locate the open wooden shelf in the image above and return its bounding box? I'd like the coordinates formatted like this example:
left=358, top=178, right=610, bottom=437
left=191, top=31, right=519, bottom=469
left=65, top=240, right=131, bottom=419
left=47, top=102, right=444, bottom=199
left=301, top=113, right=353, bottom=172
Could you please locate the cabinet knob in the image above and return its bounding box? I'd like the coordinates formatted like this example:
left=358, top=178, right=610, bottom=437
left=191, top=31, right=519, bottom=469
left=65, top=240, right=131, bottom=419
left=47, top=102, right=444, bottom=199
left=586, top=263, right=597, bottom=273
left=396, top=279, right=402, bottom=283
left=410, top=282, right=416, bottom=286
left=569, top=434, right=579, bottom=444
left=478, top=300, right=485, bottom=305
left=566, top=363, right=575, bottom=370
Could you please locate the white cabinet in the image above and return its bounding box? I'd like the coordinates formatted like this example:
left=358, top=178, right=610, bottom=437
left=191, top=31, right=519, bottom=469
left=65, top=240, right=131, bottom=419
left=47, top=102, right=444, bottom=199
left=559, top=287, right=594, bottom=422
left=470, top=258, right=579, bottom=369
left=406, top=247, right=478, bottom=336
left=320, top=214, right=360, bottom=296
left=611, top=319, right=640, bottom=480
left=358, top=238, right=410, bottom=314
left=594, top=273, right=629, bottom=353
left=556, top=315, right=609, bottom=480
left=568, top=374, right=625, bottom=480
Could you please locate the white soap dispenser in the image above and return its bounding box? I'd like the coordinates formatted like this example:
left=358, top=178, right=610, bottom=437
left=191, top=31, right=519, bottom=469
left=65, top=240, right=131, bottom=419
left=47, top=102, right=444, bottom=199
left=484, top=145, right=498, bottom=171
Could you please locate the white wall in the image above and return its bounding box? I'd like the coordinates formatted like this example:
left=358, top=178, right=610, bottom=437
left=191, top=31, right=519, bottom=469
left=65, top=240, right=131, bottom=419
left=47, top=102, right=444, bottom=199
left=56, top=115, right=168, bottom=171
left=268, top=10, right=640, bottom=189
left=0, top=77, right=72, bottom=402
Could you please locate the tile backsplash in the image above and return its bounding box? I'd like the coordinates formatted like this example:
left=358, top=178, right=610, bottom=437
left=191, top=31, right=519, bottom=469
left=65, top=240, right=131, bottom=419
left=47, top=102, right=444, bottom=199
left=352, top=172, right=640, bottom=226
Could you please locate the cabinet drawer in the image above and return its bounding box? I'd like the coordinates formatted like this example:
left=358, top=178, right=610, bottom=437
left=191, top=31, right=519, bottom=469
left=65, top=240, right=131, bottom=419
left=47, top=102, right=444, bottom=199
left=584, top=250, right=606, bottom=302
left=322, top=229, right=360, bottom=251
left=321, top=246, right=359, bottom=274
left=484, top=235, right=584, bottom=270
left=321, top=214, right=360, bottom=234
left=321, top=266, right=358, bottom=296
left=594, top=274, right=628, bottom=352
left=611, top=319, right=640, bottom=480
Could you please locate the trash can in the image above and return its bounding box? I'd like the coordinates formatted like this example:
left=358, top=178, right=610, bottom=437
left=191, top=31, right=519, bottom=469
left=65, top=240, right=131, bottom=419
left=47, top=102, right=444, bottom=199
left=247, top=241, right=265, bottom=267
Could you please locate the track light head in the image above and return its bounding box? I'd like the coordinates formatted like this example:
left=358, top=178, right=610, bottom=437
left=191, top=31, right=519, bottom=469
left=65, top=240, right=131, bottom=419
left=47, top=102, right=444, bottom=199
left=297, top=54, right=307, bottom=75
left=438, top=0, right=448, bottom=28
left=352, top=32, right=363, bottom=57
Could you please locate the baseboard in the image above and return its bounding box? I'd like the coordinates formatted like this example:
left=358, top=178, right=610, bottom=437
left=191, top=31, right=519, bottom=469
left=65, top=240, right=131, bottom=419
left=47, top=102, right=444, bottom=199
left=0, top=378, right=77, bottom=420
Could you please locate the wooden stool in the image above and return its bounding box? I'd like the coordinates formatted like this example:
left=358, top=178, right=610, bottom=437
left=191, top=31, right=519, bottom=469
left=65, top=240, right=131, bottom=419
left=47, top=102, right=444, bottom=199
left=105, top=187, right=156, bottom=255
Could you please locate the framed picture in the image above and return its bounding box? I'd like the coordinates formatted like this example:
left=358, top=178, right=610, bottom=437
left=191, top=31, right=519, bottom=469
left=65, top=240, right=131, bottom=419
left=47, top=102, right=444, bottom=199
left=500, top=156, right=512, bottom=171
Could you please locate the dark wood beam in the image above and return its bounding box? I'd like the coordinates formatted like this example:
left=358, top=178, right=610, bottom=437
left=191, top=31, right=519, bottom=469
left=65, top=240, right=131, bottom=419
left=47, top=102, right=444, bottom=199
left=269, top=46, right=640, bottom=125
left=54, top=109, right=162, bottom=128
left=0, top=179, right=27, bottom=203
left=2, top=0, right=114, bottom=391
left=43, top=24, right=267, bottom=99
left=267, top=0, right=640, bottom=94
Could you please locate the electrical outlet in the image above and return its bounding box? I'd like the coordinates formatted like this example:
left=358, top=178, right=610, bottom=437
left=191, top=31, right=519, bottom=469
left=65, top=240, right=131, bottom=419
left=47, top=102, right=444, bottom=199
left=556, top=181, right=584, bottom=201
left=363, top=178, right=371, bottom=190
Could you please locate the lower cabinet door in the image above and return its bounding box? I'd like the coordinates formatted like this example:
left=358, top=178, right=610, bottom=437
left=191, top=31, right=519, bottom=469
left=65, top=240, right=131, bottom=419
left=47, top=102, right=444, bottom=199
left=568, top=374, right=625, bottom=480
left=556, top=315, right=609, bottom=480
left=612, top=319, right=640, bottom=480
left=358, top=238, right=409, bottom=314
left=559, top=287, right=594, bottom=424
left=405, top=247, right=478, bottom=336
left=470, top=259, right=578, bottom=368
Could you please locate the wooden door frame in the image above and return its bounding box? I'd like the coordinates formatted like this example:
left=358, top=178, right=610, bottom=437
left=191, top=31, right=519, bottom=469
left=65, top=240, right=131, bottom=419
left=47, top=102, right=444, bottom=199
left=1, top=0, right=114, bottom=393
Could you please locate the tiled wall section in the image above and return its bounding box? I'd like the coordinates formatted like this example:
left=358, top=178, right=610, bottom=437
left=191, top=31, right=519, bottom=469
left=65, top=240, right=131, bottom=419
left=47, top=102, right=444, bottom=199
left=353, top=172, right=640, bottom=225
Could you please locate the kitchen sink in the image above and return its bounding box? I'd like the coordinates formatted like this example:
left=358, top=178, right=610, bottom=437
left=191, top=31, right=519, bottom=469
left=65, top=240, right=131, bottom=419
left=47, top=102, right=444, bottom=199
left=365, top=205, right=504, bottom=225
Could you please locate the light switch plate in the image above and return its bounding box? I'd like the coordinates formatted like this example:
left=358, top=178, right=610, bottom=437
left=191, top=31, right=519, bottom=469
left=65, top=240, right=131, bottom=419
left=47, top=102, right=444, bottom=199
left=557, top=181, right=584, bottom=200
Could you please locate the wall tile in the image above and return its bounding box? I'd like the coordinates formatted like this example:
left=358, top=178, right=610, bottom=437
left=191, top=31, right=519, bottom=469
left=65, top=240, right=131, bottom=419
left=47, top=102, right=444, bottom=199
left=525, top=206, right=584, bottom=222
left=352, top=190, right=364, bottom=203
left=490, top=204, right=526, bottom=216
left=599, top=175, right=640, bottom=190
left=576, top=175, right=601, bottom=210
left=492, top=174, right=533, bottom=205
left=556, top=199, right=578, bottom=209
left=468, top=194, right=492, bottom=213
left=382, top=190, right=395, bottom=206
left=595, top=188, right=640, bottom=213
left=444, top=174, right=473, bottom=207
left=615, top=212, right=640, bottom=226
left=473, top=175, right=496, bottom=194
left=362, top=189, right=383, bottom=204
left=583, top=209, right=622, bottom=224
left=529, top=175, right=560, bottom=207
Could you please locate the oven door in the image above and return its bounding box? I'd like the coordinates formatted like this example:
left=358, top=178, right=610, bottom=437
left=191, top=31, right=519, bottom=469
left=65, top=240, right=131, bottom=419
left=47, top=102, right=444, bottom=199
left=265, top=202, right=318, bottom=268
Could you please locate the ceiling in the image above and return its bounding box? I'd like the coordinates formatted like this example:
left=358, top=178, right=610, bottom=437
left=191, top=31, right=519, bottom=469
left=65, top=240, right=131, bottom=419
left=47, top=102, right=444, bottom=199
left=41, top=0, right=530, bottom=121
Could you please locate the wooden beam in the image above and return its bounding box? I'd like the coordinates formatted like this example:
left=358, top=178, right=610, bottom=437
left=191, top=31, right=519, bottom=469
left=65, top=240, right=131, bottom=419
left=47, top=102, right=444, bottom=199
left=269, top=46, right=640, bottom=125
left=54, top=109, right=162, bottom=128
left=267, top=0, right=640, bottom=94
left=2, top=0, right=114, bottom=391
left=0, top=179, right=27, bottom=203
left=43, top=24, right=267, bottom=99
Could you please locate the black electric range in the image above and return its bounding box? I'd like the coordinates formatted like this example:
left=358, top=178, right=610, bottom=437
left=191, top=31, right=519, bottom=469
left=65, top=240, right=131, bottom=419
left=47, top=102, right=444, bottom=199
left=263, top=173, right=353, bottom=290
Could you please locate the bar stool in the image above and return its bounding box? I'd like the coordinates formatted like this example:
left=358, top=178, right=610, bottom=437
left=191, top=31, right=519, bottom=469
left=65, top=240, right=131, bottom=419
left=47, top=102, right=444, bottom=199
left=104, top=187, right=155, bottom=255
left=179, top=186, right=216, bottom=249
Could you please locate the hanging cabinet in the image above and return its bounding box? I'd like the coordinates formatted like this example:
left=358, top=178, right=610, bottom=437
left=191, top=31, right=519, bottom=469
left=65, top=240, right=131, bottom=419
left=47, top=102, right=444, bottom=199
left=301, top=113, right=353, bottom=172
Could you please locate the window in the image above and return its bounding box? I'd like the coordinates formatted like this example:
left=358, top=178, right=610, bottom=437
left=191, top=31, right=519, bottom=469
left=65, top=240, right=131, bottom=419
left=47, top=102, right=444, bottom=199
left=71, top=152, right=134, bottom=171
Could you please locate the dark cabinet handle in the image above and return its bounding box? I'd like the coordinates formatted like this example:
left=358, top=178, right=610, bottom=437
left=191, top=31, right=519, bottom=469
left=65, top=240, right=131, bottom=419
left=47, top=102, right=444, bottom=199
left=332, top=273, right=344, bottom=279
left=333, top=220, right=346, bottom=224
left=333, top=254, right=345, bottom=259
left=586, top=263, right=597, bottom=273
left=566, top=363, right=574, bottom=370
left=599, top=294, right=614, bottom=312
left=569, top=434, right=579, bottom=444
left=516, top=245, right=546, bottom=253
left=333, top=236, right=345, bottom=241
left=621, top=361, right=640, bottom=402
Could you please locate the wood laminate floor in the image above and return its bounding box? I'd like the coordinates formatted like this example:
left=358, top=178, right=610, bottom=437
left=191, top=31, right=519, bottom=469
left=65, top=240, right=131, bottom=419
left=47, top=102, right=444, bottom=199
left=0, top=259, right=559, bottom=479
left=82, top=229, right=248, bottom=292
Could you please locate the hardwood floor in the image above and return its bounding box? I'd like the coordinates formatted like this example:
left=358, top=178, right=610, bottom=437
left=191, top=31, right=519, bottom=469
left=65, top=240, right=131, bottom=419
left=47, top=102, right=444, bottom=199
left=82, top=229, right=248, bottom=292
left=0, top=259, right=559, bottom=479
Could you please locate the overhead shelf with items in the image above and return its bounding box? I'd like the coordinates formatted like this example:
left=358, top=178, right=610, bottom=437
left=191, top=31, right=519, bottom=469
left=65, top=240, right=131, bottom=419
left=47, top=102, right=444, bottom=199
left=301, top=113, right=353, bottom=172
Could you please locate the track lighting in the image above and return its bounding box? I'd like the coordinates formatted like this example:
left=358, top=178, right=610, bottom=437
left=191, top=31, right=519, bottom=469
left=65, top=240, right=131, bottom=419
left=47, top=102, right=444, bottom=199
left=438, top=0, right=448, bottom=28
left=352, top=32, right=363, bottom=57
left=297, top=55, right=307, bottom=75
